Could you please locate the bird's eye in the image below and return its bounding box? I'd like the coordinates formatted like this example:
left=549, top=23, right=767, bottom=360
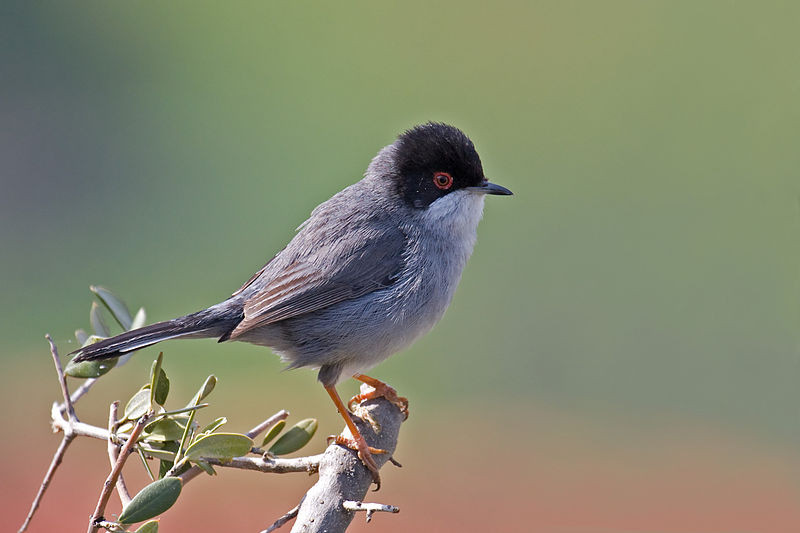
left=433, top=172, right=453, bottom=190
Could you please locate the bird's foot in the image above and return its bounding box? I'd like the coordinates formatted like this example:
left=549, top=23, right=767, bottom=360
left=327, top=434, right=386, bottom=489
left=349, top=376, right=409, bottom=420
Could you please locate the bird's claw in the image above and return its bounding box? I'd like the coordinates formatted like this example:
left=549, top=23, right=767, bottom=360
left=327, top=434, right=386, bottom=489
left=348, top=383, right=409, bottom=420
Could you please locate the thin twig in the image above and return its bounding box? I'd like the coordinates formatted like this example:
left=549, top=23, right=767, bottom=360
left=58, top=377, right=98, bottom=415
left=106, top=402, right=132, bottom=507
left=18, top=336, right=79, bottom=533
left=184, top=454, right=321, bottom=478
left=18, top=435, right=74, bottom=533
left=94, top=520, right=125, bottom=532
left=342, top=501, right=400, bottom=523
left=246, top=410, right=289, bottom=439
left=46, top=334, right=76, bottom=422
left=262, top=501, right=301, bottom=533
left=176, top=410, right=293, bottom=484
left=88, top=414, right=150, bottom=533
left=52, top=403, right=119, bottom=441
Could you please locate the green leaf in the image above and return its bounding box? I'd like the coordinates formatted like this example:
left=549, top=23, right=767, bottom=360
left=156, top=441, right=180, bottom=478
left=64, top=356, right=118, bottom=379
left=261, top=420, right=286, bottom=446
left=149, top=354, right=169, bottom=406
left=268, top=419, right=318, bottom=456
left=199, top=417, right=227, bottom=435
left=65, top=334, right=118, bottom=377
left=194, top=460, right=216, bottom=476
left=140, top=446, right=178, bottom=462
left=74, top=329, right=89, bottom=345
left=131, top=307, right=147, bottom=330
left=124, top=389, right=151, bottom=421
left=91, top=285, right=133, bottom=330
left=145, top=418, right=187, bottom=442
left=189, top=375, right=216, bottom=405
left=134, top=520, right=159, bottom=533
left=154, top=370, right=169, bottom=406
left=185, top=433, right=253, bottom=461
left=118, top=477, right=182, bottom=524
left=90, top=302, right=111, bottom=337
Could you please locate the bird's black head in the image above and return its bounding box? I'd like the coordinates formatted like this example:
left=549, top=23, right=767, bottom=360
left=392, top=123, right=490, bottom=209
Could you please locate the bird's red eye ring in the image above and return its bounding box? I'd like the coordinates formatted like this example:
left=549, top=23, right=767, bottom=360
left=433, top=171, right=453, bottom=190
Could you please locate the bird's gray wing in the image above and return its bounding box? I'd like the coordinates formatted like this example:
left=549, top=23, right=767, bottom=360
left=228, top=226, right=407, bottom=338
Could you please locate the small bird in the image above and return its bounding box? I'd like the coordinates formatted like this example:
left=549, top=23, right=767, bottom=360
left=71, top=122, right=512, bottom=486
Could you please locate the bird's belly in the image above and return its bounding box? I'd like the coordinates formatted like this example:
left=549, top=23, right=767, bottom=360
left=240, top=272, right=452, bottom=375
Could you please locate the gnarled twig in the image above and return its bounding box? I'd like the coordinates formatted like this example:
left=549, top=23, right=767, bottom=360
left=290, top=384, right=405, bottom=532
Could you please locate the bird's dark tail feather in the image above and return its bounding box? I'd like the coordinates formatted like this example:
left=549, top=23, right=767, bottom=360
left=70, top=304, right=243, bottom=362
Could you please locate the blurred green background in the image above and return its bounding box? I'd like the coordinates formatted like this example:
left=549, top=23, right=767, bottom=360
left=2, top=1, right=798, bottom=531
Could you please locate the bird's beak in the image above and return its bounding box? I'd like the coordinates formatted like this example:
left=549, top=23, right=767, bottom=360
left=467, top=181, right=513, bottom=196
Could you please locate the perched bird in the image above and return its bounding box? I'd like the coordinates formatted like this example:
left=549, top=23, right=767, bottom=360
left=71, top=122, right=512, bottom=486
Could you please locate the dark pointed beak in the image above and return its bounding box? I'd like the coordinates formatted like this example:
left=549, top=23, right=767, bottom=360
left=467, top=181, right=513, bottom=196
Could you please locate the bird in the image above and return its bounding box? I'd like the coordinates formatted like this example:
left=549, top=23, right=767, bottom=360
left=70, top=122, right=512, bottom=487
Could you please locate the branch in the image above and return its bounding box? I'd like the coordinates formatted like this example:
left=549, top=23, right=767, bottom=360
left=31, top=333, right=405, bottom=532
left=342, top=501, right=399, bottom=523
left=48, top=404, right=320, bottom=479
left=47, top=334, right=77, bottom=422
left=18, top=335, right=79, bottom=533
left=51, top=402, right=120, bottom=441
left=88, top=413, right=151, bottom=533
left=57, top=377, right=98, bottom=415
left=106, top=402, right=132, bottom=507
left=289, top=384, right=406, bottom=533
left=186, top=454, right=321, bottom=477
left=174, top=410, right=297, bottom=484
left=246, top=410, right=290, bottom=439
left=18, top=433, right=73, bottom=533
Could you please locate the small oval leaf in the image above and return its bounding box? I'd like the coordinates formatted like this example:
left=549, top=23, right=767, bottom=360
left=185, top=433, right=253, bottom=461
left=144, top=418, right=187, bottom=442
left=261, top=420, right=286, bottom=447
left=154, top=370, right=169, bottom=406
left=64, top=357, right=118, bottom=379
left=74, top=329, right=89, bottom=345
left=149, top=354, right=169, bottom=407
left=199, top=417, right=227, bottom=435
left=124, top=389, right=151, bottom=420
left=134, top=520, right=159, bottom=533
left=268, top=418, right=317, bottom=455
left=141, top=446, right=178, bottom=462
left=190, top=375, right=216, bottom=405
left=90, top=302, right=111, bottom=338
left=91, top=285, right=133, bottom=330
left=131, top=307, right=147, bottom=330
left=118, top=477, right=182, bottom=524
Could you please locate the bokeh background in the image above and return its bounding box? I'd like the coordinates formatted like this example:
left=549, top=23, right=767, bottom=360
left=2, top=1, right=799, bottom=531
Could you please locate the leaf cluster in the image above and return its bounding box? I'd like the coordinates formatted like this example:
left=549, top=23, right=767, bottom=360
left=56, top=288, right=319, bottom=532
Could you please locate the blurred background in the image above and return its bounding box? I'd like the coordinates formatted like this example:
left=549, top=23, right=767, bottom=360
left=2, top=1, right=798, bottom=531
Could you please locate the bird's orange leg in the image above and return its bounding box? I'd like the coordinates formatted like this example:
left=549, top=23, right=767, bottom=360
left=324, top=385, right=386, bottom=488
left=349, top=374, right=409, bottom=420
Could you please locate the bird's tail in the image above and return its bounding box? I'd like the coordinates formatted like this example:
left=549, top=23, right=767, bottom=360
left=70, top=303, right=243, bottom=362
